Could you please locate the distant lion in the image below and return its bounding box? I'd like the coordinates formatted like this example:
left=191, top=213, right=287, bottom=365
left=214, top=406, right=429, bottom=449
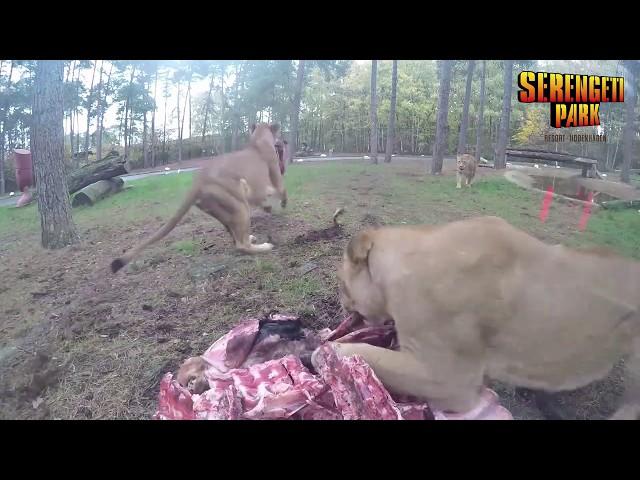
left=456, top=153, right=477, bottom=189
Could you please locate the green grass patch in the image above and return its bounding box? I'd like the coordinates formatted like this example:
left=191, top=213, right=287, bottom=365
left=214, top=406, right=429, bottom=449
left=2, top=162, right=639, bottom=261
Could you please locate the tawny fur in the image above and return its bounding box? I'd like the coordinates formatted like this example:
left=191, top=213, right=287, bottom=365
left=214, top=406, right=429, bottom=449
left=111, top=123, right=287, bottom=273
left=456, top=153, right=477, bottom=189
left=331, top=216, right=640, bottom=419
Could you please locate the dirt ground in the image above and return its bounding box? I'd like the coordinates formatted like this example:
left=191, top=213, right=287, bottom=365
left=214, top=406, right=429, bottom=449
left=0, top=157, right=637, bottom=420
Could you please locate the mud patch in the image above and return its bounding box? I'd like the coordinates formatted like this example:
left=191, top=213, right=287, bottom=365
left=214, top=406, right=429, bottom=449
left=293, top=225, right=345, bottom=244
left=13, top=350, right=65, bottom=402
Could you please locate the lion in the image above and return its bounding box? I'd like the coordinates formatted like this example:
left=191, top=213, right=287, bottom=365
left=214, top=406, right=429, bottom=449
left=320, top=216, right=640, bottom=419
left=110, top=123, right=288, bottom=273
left=456, top=153, right=477, bottom=189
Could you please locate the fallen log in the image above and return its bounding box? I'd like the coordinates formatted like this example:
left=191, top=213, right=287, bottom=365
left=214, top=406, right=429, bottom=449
left=71, top=177, right=125, bottom=207
left=506, top=148, right=597, bottom=164
left=67, top=151, right=130, bottom=195
left=600, top=199, right=640, bottom=210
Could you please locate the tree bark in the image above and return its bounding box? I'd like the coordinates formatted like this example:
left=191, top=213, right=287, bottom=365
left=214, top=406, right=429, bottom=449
left=84, top=61, right=97, bottom=157
left=32, top=60, right=79, bottom=249
left=71, top=177, right=124, bottom=207
left=458, top=60, right=476, bottom=155
left=385, top=60, right=398, bottom=163
left=431, top=60, right=453, bottom=174
left=289, top=60, right=306, bottom=163
left=495, top=60, right=514, bottom=170
left=475, top=60, right=487, bottom=163
left=370, top=60, right=378, bottom=164
left=621, top=60, right=637, bottom=184
left=67, top=150, right=130, bottom=194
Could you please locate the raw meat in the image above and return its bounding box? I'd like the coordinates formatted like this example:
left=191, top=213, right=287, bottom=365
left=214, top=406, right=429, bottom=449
left=155, top=313, right=513, bottom=420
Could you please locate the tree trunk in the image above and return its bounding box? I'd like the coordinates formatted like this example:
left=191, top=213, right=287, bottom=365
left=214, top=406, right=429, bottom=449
left=231, top=64, right=240, bottom=151
left=495, top=60, right=514, bottom=170
left=621, top=61, right=637, bottom=184
left=143, top=109, right=148, bottom=168
left=163, top=77, right=168, bottom=155
left=69, top=62, right=78, bottom=158
left=129, top=116, right=135, bottom=157
left=95, top=61, right=104, bottom=162
left=84, top=61, right=97, bottom=156
left=176, top=81, right=182, bottom=162
left=0, top=60, right=15, bottom=194
left=475, top=60, right=487, bottom=163
left=458, top=60, right=476, bottom=155
left=32, top=60, right=79, bottom=249
left=179, top=76, right=190, bottom=159
left=70, top=107, right=75, bottom=158
left=123, top=64, right=137, bottom=160
left=370, top=60, right=379, bottom=164
left=0, top=131, right=4, bottom=195
left=608, top=121, right=621, bottom=171
left=289, top=60, right=306, bottom=163
left=74, top=64, right=81, bottom=159
left=97, top=62, right=113, bottom=162
left=151, top=66, right=158, bottom=167
left=63, top=61, right=73, bottom=159
left=75, top=112, right=80, bottom=161
left=219, top=72, right=226, bottom=154
left=202, top=74, right=215, bottom=146
left=188, top=81, right=192, bottom=141
left=431, top=60, right=454, bottom=174
left=118, top=110, right=124, bottom=145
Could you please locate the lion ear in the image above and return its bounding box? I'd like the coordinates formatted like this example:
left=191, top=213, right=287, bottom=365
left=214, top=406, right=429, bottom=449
left=250, top=124, right=257, bottom=134
left=346, top=230, right=374, bottom=265
left=270, top=123, right=281, bottom=136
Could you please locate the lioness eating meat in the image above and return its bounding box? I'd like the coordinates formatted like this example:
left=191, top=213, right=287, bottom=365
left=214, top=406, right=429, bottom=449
left=111, top=123, right=287, bottom=273
left=456, top=153, right=477, bottom=189
left=324, top=216, right=640, bottom=419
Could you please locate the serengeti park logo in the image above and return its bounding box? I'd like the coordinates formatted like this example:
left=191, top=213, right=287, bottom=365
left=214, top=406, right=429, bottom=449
left=517, top=71, right=625, bottom=128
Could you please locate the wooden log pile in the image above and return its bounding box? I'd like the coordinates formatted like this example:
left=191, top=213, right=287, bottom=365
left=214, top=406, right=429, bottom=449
left=67, top=150, right=130, bottom=195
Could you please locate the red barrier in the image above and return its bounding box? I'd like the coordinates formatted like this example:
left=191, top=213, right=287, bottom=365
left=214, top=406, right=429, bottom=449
left=14, top=149, right=34, bottom=192
left=13, top=149, right=34, bottom=208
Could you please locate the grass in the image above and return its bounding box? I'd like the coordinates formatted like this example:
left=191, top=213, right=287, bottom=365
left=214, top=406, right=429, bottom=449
left=0, top=173, right=194, bottom=236
left=1, top=158, right=639, bottom=420
left=172, top=239, right=199, bottom=255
